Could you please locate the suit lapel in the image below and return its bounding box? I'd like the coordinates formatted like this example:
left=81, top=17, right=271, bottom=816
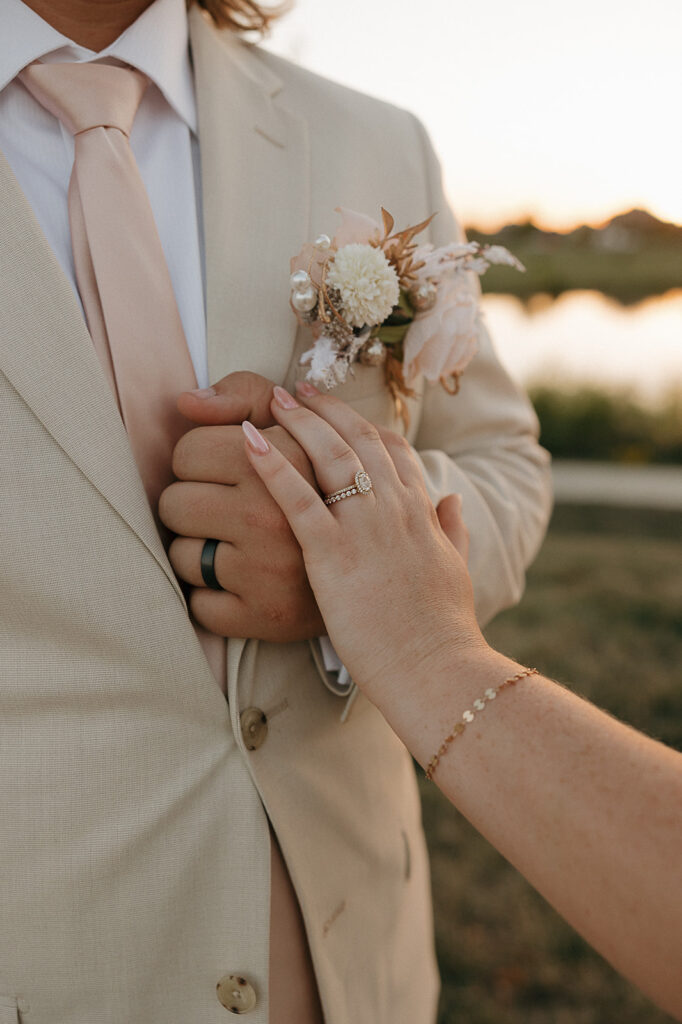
left=190, top=7, right=310, bottom=385
left=0, top=151, right=185, bottom=604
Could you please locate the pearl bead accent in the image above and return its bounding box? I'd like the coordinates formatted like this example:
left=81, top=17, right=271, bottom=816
left=291, top=285, right=318, bottom=313
left=290, top=269, right=311, bottom=292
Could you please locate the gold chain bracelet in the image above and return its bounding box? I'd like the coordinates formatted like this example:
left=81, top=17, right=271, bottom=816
left=425, top=667, right=539, bottom=781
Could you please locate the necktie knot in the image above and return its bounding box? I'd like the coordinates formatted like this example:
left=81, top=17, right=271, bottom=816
left=19, top=61, right=148, bottom=138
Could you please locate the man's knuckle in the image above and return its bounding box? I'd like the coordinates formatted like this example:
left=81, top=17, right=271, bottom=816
left=158, top=481, right=182, bottom=521
left=174, top=426, right=243, bottom=479
left=167, top=536, right=185, bottom=569
left=171, top=438, right=190, bottom=478
left=172, top=427, right=204, bottom=476
left=245, top=371, right=275, bottom=397
left=187, top=488, right=214, bottom=520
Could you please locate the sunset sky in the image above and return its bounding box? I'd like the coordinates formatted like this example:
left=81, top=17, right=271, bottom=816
left=266, top=0, right=682, bottom=230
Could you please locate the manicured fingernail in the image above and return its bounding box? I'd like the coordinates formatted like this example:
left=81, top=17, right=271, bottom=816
left=273, top=385, right=299, bottom=410
left=296, top=380, right=319, bottom=398
left=189, top=386, right=216, bottom=398
left=242, top=420, right=270, bottom=454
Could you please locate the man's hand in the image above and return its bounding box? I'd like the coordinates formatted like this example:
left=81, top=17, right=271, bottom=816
left=176, top=370, right=281, bottom=429
left=159, top=373, right=325, bottom=642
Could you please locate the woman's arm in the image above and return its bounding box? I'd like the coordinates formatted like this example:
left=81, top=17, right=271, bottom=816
left=384, top=642, right=682, bottom=1024
left=241, top=386, right=682, bottom=1021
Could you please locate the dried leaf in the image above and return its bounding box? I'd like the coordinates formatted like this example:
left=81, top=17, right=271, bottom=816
left=381, top=207, right=395, bottom=238
left=386, top=213, right=435, bottom=251
left=406, top=212, right=436, bottom=240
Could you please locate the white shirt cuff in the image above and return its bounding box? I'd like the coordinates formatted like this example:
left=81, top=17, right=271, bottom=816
left=317, top=636, right=354, bottom=695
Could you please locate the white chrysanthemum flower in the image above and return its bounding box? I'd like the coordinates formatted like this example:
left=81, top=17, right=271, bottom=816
left=327, top=243, right=400, bottom=328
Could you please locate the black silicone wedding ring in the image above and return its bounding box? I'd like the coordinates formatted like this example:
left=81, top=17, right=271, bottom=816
left=200, top=538, right=224, bottom=591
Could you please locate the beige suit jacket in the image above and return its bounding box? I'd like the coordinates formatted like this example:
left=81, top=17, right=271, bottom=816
left=0, top=8, right=552, bottom=1023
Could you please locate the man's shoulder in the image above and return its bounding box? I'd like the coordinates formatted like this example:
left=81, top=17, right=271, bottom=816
left=250, top=43, right=419, bottom=141
left=192, top=13, right=428, bottom=162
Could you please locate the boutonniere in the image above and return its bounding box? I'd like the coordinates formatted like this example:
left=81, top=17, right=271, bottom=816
left=289, top=207, right=524, bottom=425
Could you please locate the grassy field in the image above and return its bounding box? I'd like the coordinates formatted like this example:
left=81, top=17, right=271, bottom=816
left=420, top=506, right=682, bottom=1024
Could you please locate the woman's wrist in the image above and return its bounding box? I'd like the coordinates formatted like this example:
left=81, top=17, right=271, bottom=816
left=364, top=637, right=522, bottom=769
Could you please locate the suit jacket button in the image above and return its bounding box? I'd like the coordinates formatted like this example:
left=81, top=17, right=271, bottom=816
left=217, top=974, right=257, bottom=1014
left=240, top=707, right=268, bottom=751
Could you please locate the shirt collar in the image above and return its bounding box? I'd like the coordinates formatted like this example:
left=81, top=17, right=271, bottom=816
left=0, top=0, right=197, bottom=133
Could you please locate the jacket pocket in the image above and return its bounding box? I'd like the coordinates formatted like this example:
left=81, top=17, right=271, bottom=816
left=0, top=997, right=19, bottom=1024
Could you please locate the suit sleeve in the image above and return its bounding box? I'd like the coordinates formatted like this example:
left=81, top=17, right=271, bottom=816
left=408, top=115, right=553, bottom=627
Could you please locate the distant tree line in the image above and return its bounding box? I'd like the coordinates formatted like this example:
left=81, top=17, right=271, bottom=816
left=468, top=210, right=682, bottom=304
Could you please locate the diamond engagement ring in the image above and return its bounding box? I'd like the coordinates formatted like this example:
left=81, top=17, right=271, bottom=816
left=324, top=469, right=373, bottom=506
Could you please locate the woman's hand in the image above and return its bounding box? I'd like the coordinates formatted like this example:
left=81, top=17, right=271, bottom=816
left=241, top=385, right=682, bottom=1022
left=241, top=382, right=487, bottom=705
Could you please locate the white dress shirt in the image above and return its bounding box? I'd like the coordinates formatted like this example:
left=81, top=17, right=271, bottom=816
left=0, top=0, right=210, bottom=388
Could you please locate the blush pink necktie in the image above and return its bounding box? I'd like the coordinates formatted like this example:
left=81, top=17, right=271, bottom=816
left=20, top=61, right=226, bottom=687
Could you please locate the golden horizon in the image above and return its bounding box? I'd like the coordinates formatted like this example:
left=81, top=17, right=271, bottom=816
left=461, top=204, right=682, bottom=235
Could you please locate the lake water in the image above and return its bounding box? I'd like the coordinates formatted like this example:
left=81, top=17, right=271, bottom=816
left=481, top=290, right=682, bottom=403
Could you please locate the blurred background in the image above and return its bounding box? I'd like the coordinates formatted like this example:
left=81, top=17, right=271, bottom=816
left=267, top=3, right=682, bottom=1021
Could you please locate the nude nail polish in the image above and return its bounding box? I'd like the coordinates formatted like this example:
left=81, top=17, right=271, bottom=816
left=242, top=420, right=270, bottom=454
left=273, top=385, right=299, bottom=410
